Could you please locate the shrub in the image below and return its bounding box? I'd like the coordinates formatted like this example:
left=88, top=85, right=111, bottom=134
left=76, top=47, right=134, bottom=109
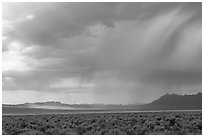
left=2, top=111, right=202, bottom=135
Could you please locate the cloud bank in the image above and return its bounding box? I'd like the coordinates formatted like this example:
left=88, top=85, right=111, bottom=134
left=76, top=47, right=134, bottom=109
left=3, top=2, right=202, bottom=104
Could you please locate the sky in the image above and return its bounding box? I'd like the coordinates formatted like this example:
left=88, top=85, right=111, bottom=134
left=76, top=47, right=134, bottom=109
left=2, top=2, right=202, bottom=104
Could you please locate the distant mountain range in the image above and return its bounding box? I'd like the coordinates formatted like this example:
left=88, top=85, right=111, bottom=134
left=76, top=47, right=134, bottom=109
left=150, top=92, right=201, bottom=106
left=142, top=92, right=202, bottom=110
left=2, top=92, right=202, bottom=115
left=3, top=101, right=143, bottom=110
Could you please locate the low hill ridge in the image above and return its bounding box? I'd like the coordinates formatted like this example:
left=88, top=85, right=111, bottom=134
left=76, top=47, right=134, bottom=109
left=150, top=92, right=202, bottom=106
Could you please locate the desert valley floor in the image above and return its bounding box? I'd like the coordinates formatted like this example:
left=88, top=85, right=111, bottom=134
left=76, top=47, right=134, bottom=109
left=2, top=110, right=202, bottom=135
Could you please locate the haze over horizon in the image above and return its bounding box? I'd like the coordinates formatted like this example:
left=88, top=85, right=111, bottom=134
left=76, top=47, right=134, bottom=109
left=2, top=2, right=202, bottom=105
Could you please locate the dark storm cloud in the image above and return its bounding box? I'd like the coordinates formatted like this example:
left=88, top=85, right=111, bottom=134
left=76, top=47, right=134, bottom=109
left=3, top=2, right=202, bottom=103
left=4, top=3, right=197, bottom=48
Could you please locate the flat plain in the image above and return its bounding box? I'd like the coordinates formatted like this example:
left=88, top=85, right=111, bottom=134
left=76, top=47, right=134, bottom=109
left=2, top=111, right=202, bottom=135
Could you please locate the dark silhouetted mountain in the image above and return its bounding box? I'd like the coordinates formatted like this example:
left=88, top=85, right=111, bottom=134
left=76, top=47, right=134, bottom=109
left=150, top=92, right=201, bottom=106
left=143, top=92, right=202, bottom=110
